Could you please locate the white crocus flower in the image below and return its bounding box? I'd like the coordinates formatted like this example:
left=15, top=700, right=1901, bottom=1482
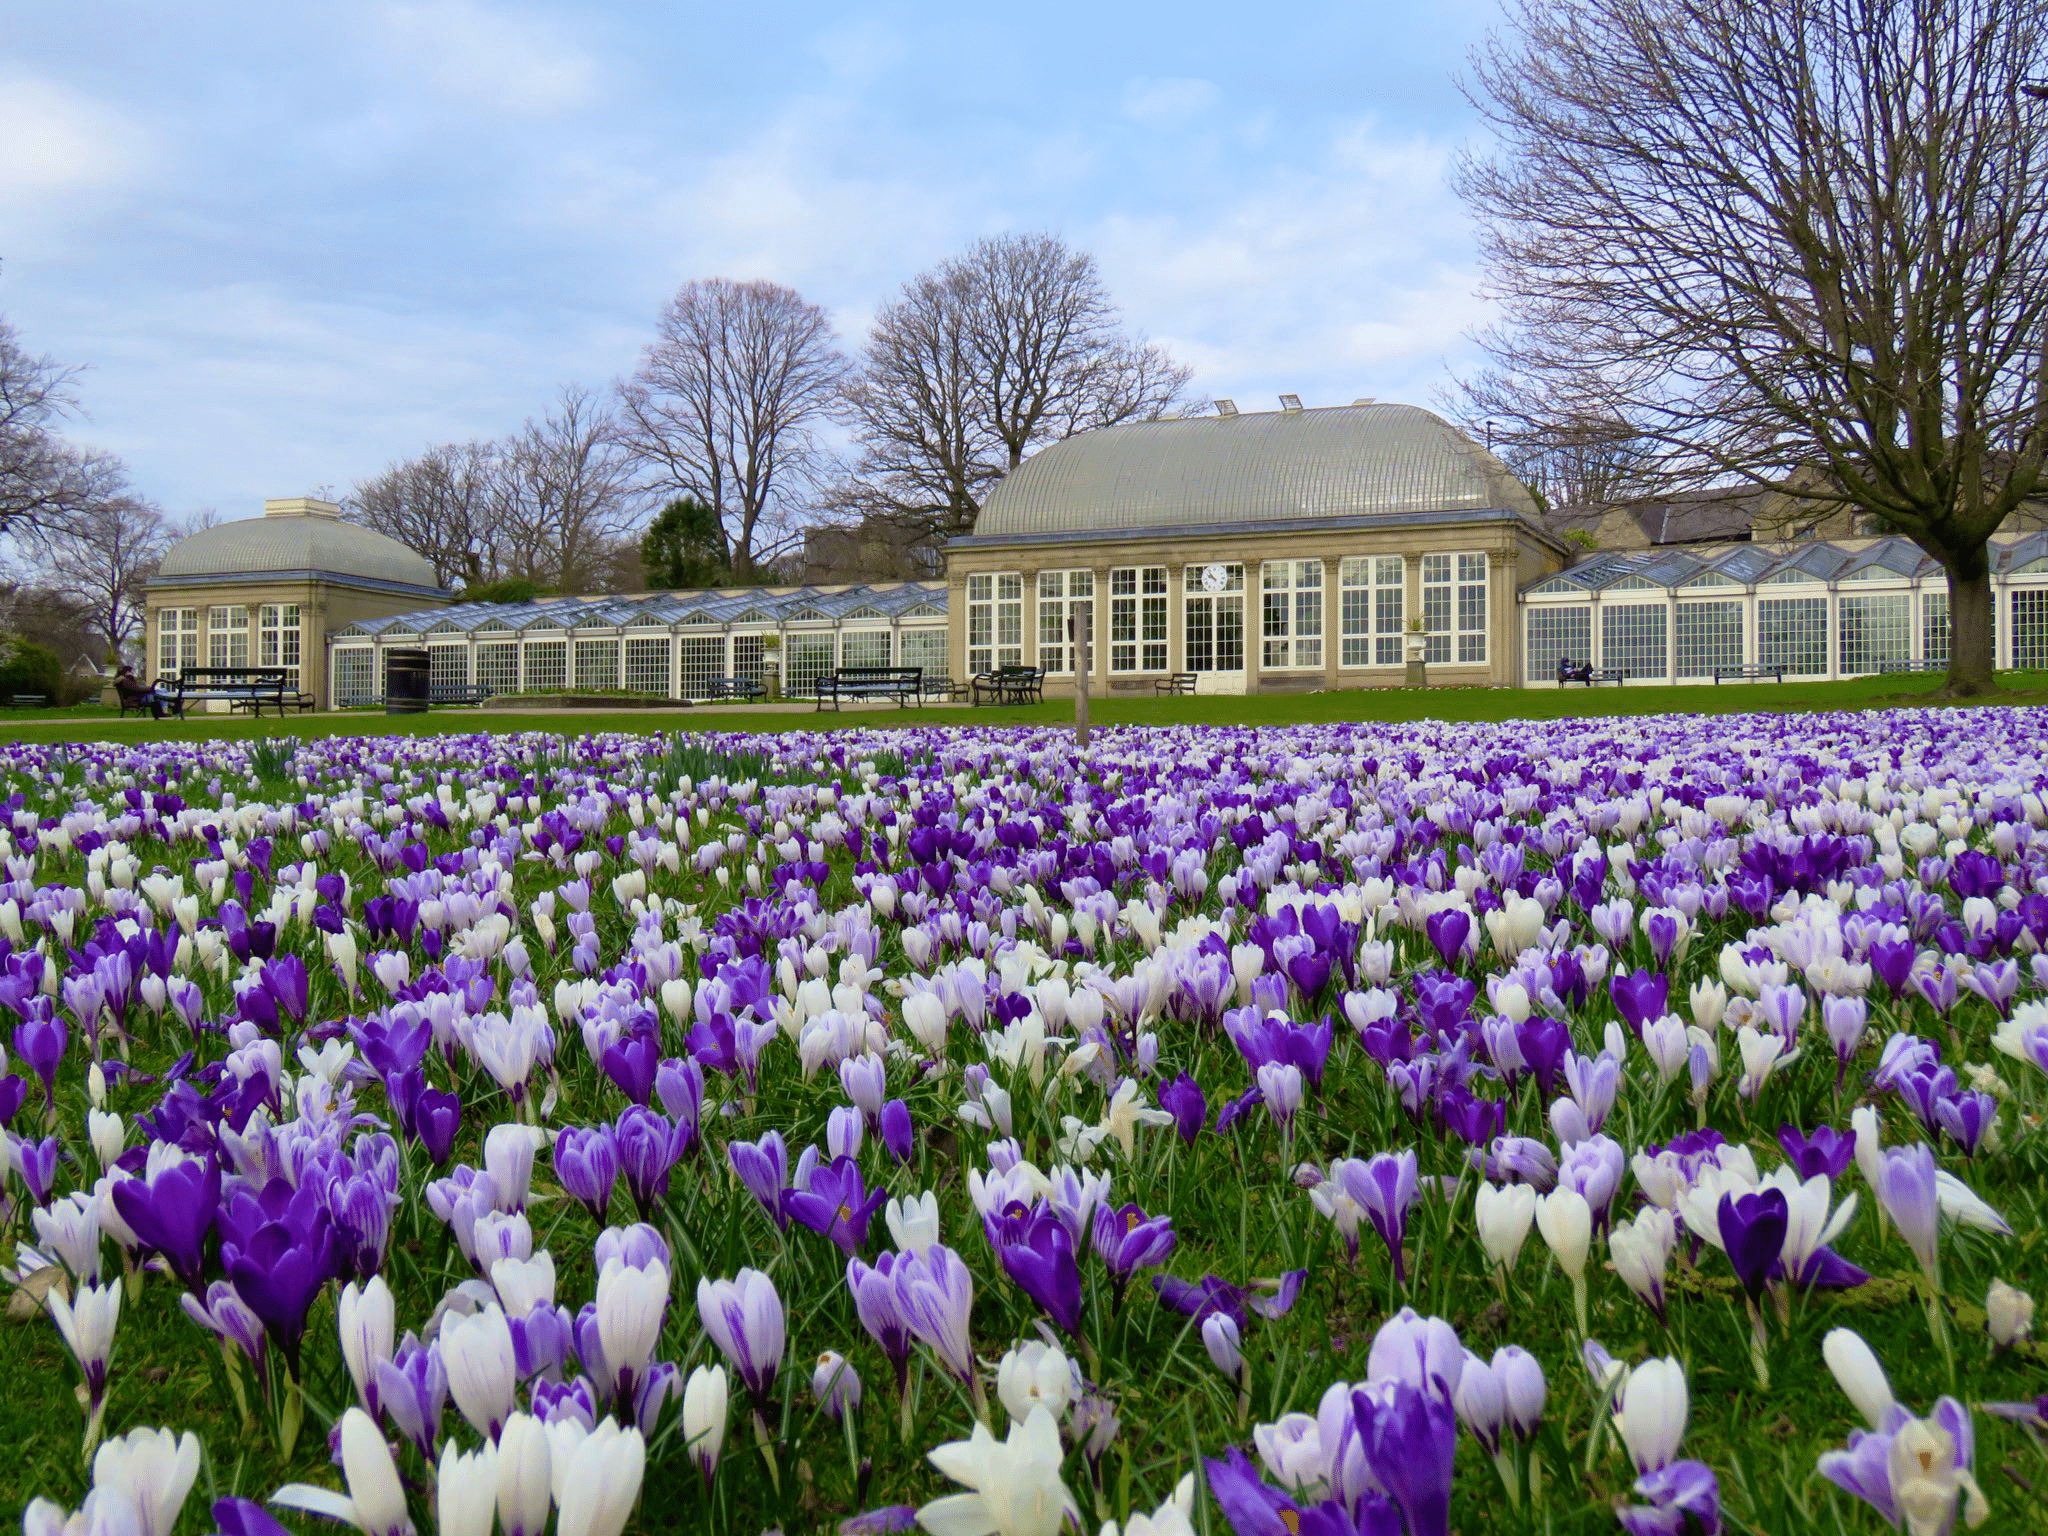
left=554, top=1419, right=645, bottom=1536
left=273, top=1407, right=413, bottom=1536
left=1614, top=1356, right=1688, bottom=1474
left=1821, top=1327, right=1895, bottom=1429
left=1098, top=1472, right=1197, bottom=1536
left=92, top=1426, right=201, bottom=1536
left=1474, top=1181, right=1536, bottom=1271
left=918, top=1404, right=1080, bottom=1536
left=996, top=1341, right=1076, bottom=1425
left=886, top=1192, right=942, bottom=1253
left=436, top=1439, right=499, bottom=1536
left=1889, top=1414, right=1990, bottom=1536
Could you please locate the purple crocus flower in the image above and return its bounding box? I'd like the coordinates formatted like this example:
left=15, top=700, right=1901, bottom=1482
left=892, top=1242, right=976, bottom=1383
left=224, top=1213, right=339, bottom=1376
left=1617, top=1459, right=1723, bottom=1536
left=1717, top=1188, right=1789, bottom=1304
left=210, top=1498, right=298, bottom=1536
left=1875, top=1143, right=1942, bottom=1275
left=838, top=1507, right=920, bottom=1535
left=783, top=1155, right=886, bottom=1254
left=1776, top=1124, right=1854, bottom=1183
left=16, top=1134, right=60, bottom=1205
left=879, top=1098, right=915, bottom=1163
left=994, top=1203, right=1084, bottom=1336
left=697, top=1268, right=785, bottom=1403
left=654, top=1055, right=705, bottom=1148
left=727, top=1131, right=790, bottom=1230
left=553, top=1125, right=620, bottom=1223
left=1203, top=1445, right=1399, bottom=1536
left=413, top=1083, right=462, bottom=1165
left=1158, top=1072, right=1207, bottom=1144
left=601, top=1031, right=660, bottom=1106
left=1425, top=907, right=1472, bottom=968
left=614, top=1104, right=688, bottom=1216
left=1352, top=1380, right=1457, bottom=1536
left=1090, top=1202, right=1177, bottom=1308
left=372, top=1332, right=447, bottom=1460
left=1610, top=970, right=1670, bottom=1036
left=1340, top=1150, right=1420, bottom=1285
left=846, top=1252, right=914, bottom=1388
left=13, top=1011, right=65, bottom=1107
left=1934, top=1091, right=1997, bottom=1156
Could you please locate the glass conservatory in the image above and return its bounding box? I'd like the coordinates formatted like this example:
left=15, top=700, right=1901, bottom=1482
left=1518, top=533, right=2048, bottom=684
left=326, top=582, right=949, bottom=706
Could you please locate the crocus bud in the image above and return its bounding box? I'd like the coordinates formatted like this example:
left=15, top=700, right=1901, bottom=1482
left=1452, top=1350, right=1506, bottom=1454
left=682, top=1364, right=728, bottom=1483
left=812, top=1350, right=862, bottom=1420
left=496, top=1413, right=553, bottom=1536
left=1475, top=1181, right=1536, bottom=1271
left=437, top=1438, right=500, bottom=1536
left=1821, top=1327, right=1894, bottom=1429
left=1201, top=1314, right=1244, bottom=1379
left=1616, top=1356, right=1688, bottom=1474
left=1987, top=1279, right=2034, bottom=1349
left=885, top=1191, right=940, bottom=1253
left=1493, top=1345, right=1546, bottom=1440
left=1535, top=1188, right=1592, bottom=1278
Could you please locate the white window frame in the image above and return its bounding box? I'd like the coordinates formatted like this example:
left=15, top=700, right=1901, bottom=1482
left=967, top=573, right=1025, bottom=674
left=1261, top=559, right=1324, bottom=670
left=1421, top=552, right=1489, bottom=666
left=1339, top=556, right=1403, bottom=667
left=157, top=608, right=199, bottom=677
left=1109, top=566, right=1168, bottom=673
left=206, top=606, right=249, bottom=669
left=1036, top=569, right=1095, bottom=675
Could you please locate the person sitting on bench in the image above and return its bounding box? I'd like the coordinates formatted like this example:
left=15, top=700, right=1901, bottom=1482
left=1555, top=655, right=1595, bottom=684
left=114, top=664, right=170, bottom=719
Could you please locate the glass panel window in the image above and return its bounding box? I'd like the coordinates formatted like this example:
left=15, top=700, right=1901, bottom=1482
left=1923, top=591, right=1950, bottom=664
left=257, top=604, right=301, bottom=688
left=332, top=648, right=374, bottom=707
left=1110, top=566, right=1168, bottom=672
left=787, top=633, right=835, bottom=696
left=1339, top=557, right=1404, bottom=667
left=841, top=630, right=891, bottom=669
left=2012, top=590, right=2048, bottom=670
left=1674, top=600, right=1743, bottom=678
left=623, top=637, right=670, bottom=694
left=732, top=634, right=768, bottom=688
left=523, top=640, right=567, bottom=691
left=1839, top=593, right=1910, bottom=675
left=1758, top=596, right=1828, bottom=675
left=1183, top=563, right=1245, bottom=673
left=1420, top=555, right=1452, bottom=665
left=1456, top=552, right=1490, bottom=664
left=1600, top=602, right=1667, bottom=680
left=206, top=606, right=249, bottom=669
left=475, top=642, right=517, bottom=696
left=1261, top=559, right=1323, bottom=669
left=967, top=573, right=1024, bottom=673
left=1525, top=605, right=1593, bottom=681
left=677, top=635, right=725, bottom=698
left=157, top=608, right=199, bottom=677
left=1037, top=570, right=1094, bottom=674
left=900, top=627, right=948, bottom=681
left=429, top=645, right=469, bottom=695
left=574, top=638, right=619, bottom=691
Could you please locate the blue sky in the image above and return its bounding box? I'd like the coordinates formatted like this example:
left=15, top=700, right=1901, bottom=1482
left=3, top=0, right=1506, bottom=517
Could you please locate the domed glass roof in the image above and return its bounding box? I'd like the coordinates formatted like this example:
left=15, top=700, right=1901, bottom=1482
left=971, top=402, right=1536, bottom=539
left=157, top=501, right=442, bottom=590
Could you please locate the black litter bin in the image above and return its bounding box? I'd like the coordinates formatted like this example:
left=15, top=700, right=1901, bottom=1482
left=384, top=648, right=431, bottom=715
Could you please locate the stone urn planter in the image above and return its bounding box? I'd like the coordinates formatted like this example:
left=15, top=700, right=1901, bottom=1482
left=1404, top=627, right=1428, bottom=687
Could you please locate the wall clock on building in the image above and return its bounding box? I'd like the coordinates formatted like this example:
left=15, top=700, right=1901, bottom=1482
left=1200, top=563, right=1230, bottom=593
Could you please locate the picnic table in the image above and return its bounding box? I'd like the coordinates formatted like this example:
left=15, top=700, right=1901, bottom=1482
left=971, top=665, right=1045, bottom=706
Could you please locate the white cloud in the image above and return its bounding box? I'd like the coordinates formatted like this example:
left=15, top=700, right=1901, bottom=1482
left=1091, top=117, right=1491, bottom=409
left=1121, top=77, right=1219, bottom=124
left=0, top=73, right=150, bottom=225
left=366, top=0, right=597, bottom=115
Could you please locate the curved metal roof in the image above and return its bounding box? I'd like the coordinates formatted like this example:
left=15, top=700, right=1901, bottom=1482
left=970, top=403, right=1538, bottom=540
left=159, top=509, right=440, bottom=590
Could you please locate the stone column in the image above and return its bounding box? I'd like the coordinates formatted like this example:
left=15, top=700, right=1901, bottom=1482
left=1490, top=548, right=1519, bottom=687
left=1167, top=563, right=1187, bottom=676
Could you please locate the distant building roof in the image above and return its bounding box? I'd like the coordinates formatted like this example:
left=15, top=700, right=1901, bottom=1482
left=155, top=499, right=444, bottom=594
left=962, top=401, right=1540, bottom=543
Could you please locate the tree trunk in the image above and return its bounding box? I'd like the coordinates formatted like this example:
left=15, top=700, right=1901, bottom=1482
left=1943, top=557, right=1997, bottom=697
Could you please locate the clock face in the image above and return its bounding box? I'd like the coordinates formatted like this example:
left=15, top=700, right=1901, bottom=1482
left=1201, top=563, right=1229, bottom=593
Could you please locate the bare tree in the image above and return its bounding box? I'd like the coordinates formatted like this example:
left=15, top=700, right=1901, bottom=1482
left=35, top=494, right=173, bottom=660
left=1493, top=421, right=1653, bottom=510
left=618, top=279, right=847, bottom=580
left=0, top=315, right=131, bottom=545
left=840, top=233, right=1195, bottom=556
left=496, top=384, right=641, bottom=592
left=347, top=440, right=504, bottom=588
left=1456, top=0, right=2048, bottom=693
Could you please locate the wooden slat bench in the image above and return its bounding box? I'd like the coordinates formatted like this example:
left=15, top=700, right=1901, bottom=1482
left=1153, top=673, right=1197, bottom=696
left=1713, top=665, right=1787, bottom=684
left=166, top=668, right=306, bottom=718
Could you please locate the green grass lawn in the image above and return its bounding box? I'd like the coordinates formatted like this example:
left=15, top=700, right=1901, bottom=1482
left=10, top=670, right=2048, bottom=746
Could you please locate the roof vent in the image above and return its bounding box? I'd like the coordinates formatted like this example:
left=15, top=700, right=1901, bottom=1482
left=264, top=496, right=341, bottom=519
left=1214, top=399, right=1237, bottom=416
left=1278, top=394, right=1304, bottom=411
left=1351, top=397, right=1377, bottom=406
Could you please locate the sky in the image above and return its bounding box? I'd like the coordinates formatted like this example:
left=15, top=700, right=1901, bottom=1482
left=3, top=0, right=1508, bottom=518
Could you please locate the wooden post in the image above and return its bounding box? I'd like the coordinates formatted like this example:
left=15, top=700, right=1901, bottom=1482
left=1072, top=610, right=1091, bottom=747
